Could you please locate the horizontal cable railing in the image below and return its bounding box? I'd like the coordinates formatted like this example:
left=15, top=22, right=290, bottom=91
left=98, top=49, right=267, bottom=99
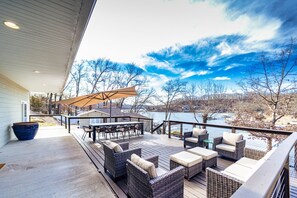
left=232, top=132, right=297, bottom=198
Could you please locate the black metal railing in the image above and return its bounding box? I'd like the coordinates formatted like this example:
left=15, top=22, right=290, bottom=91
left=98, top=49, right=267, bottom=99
left=30, top=114, right=154, bottom=134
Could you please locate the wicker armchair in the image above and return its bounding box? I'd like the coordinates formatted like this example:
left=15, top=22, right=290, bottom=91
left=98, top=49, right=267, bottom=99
left=103, top=142, right=141, bottom=180
left=206, top=148, right=267, bottom=198
left=127, top=155, right=185, bottom=198
left=213, top=133, right=246, bottom=160
left=184, top=129, right=209, bottom=148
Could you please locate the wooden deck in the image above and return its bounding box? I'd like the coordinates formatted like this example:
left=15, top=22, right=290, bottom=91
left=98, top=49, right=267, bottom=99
left=72, top=129, right=236, bottom=198
left=0, top=126, right=116, bottom=198
left=72, top=128, right=297, bottom=198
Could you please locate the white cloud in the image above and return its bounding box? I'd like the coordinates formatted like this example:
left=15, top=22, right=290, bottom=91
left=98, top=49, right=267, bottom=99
left=75, top=0, right=282, bottom=63
left=146, top=74, right=170, bottom=93
left=213, top=76, right=231, bottom=81
left=224, top=64, right=241, bottom=71
left=180, top=70, right=212, bottom=79
left=207, top=55, right=218, bottom=66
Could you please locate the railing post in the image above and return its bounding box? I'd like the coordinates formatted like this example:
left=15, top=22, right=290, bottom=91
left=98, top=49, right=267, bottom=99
left=115, top=117, right=118, bottom=122
left=60, top=115, right=62, bottom=126
left=65, top=116, right=67, bottom=129
left=151, top=120, right=153, bottom=134
left=180, top=123, right=183, bottom=139
left=68, top=117, right=70, bottom=133
left=162, top=121, right=166, bottom=134
left=295, top=143, right=297, bottom=171
left=168, top=121, right=171, bottom=138
left=232, top=127, right=236, bottom=133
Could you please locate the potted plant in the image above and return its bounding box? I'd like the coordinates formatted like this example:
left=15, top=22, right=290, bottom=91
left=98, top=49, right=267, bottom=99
left=12, top=122, right=39, bottom=140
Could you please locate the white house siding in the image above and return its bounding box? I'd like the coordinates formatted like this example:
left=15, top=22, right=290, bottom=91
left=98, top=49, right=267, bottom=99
left=79, top=111, right=109, bottom=127
left=0, top=74, right=29, bottom=148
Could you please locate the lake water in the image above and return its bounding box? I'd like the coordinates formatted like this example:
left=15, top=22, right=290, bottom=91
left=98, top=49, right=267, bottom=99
left=141, top=112, right=277, bottom=150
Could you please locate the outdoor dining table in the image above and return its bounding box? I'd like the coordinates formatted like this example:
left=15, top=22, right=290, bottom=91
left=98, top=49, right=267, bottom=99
left=89, top=121, right=144, bottom=142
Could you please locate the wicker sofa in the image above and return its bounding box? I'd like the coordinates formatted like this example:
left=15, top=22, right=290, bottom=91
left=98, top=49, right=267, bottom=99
left=206, top=148, right=275, bottom=198
left=127, top=155, right=185, bottom=198
left=184, top=128, right=209, bottom=148
left=213, top=132, right=246, bottom=160
left=103, top=142, right=141, bottom=180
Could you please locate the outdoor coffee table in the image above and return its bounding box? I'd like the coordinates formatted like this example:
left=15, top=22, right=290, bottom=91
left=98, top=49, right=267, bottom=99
left=170, top=151, right=202, bottom=180
left=187, top=147, right=218, bottom=169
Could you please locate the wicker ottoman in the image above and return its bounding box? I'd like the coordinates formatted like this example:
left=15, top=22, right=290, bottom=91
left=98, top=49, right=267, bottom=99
left=187, top=147, right=218, bottom=169
left=170, top=151, right=202, bottom=180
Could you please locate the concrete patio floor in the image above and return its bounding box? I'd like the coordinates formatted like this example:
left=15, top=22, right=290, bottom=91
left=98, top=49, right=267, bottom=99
left=0, top=126, right=116, bottom=198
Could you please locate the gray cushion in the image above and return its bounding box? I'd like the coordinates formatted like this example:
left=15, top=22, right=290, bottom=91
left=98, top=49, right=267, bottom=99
left=192, top=128, right=207, bottom=138
left=188, top=147, right=218, bottom=160
left=105, top=141, right=123, bottom=153
left=222, top=132, right=243, bottom=146
left=185, top=137, right=198, bottom=143
left=131, top=154, right=157, bottom=179
left=170, top=151, right=202, bottom=167
left=216, top=143, right=236, bottom=152
left=236, top=157, right=258, bottom=169
left=221, top=163, right=254, bottom=182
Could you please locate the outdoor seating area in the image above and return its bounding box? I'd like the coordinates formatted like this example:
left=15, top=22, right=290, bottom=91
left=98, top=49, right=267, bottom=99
left=71, top=126, right=297, bottom=198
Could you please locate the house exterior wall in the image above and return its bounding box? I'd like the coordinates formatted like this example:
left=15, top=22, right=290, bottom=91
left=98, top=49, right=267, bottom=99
left=79, top=111, right=109, bottom=127
left=0, top=74, right=29, bottom=148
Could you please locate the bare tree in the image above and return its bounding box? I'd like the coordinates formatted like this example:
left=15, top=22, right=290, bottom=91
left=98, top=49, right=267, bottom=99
left=239, top=39, right=297, bottom=128
left=184, top=81, right=229, bottom=125
left=69, top=60, right=86, bottom=114
left=112, top=63, right=145, bottom=109
left=157, top=79, right=187, bottom=121
left=232, top=39, right=297, bottom=150
left=129, top=87, right=156, bottom=113
left=85, top=58, right=117, bottom=94
left=183, top=83, right=200, bottom=122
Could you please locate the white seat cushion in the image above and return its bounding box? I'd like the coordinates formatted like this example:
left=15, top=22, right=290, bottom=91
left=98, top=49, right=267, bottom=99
left=216, top=144, right=236, bottom=152
left=221, top=163, right=254, bottom=182
left=105, top=141, right=123, bottom=153
left=193, top=128, right=207, bottom=138
left=131, top=154, right=157, bottom=178
left=156, top=167, right=167, bottom=176
left=170, top=151, right=202, bottom=167
left=188, top=147, right=218, bottom=160
left=236, top=157, right=258, bottom=169
left=222, top=132, right=243, bottom=146
left=185, top=137, right=198, bottom=143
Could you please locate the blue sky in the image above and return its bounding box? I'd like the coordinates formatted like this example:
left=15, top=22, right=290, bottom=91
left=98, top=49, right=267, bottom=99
left=75, top=0, right=297, bottom=92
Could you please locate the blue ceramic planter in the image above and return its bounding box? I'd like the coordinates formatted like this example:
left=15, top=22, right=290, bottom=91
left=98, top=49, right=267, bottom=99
left=12, top=122, right=39, bottom=141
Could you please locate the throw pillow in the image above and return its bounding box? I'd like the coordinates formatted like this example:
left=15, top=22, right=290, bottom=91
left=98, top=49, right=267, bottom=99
left=131, top=154, right=157, bottom=178
left=222, top=132, right=243, bottom=146
left=192, top=128, right=207, bottom=138
left=105, top=141, right=123, bottom=153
